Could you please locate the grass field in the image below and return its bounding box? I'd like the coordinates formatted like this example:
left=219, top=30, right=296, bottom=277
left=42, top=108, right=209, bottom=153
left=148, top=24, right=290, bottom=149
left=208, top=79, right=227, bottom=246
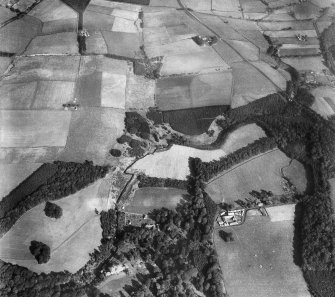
left=0, top=57, right=11, bottom=75
left=41, top=18, right=77, bottom=35
left=212, top=0, right=240, bottom=12
left=0, top=110, right=72, bottom=148
left=59, top=107, right=124, bottom=165
left=156, top=72, right=232, bottom=111
left=160, top=49, right=230, bottom=76
left=0, top=181, right=104, bottom=274
left=214, top=214, right=310, bottom=297
left=265, top=204, right=296, bottom=222
left=206, top=150, right=307, bottom=204
left=0, top=163, right=42, bottom=200
left=125, top=187, right=188, bottom=214
left=83, top=11, right=116, bottom=32
left=85, top=31, right=109, bottom=54
left=229, top=40, right=259, bottom=61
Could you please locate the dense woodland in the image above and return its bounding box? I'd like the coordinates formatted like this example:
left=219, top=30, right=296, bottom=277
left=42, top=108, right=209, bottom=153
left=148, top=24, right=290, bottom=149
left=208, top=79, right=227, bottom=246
left=137, top=174, right=188, bottom=189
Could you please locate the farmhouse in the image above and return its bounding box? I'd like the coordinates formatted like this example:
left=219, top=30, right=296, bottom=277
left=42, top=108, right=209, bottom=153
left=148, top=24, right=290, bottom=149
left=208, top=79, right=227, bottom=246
left=217, top=209, right=245, bottom=227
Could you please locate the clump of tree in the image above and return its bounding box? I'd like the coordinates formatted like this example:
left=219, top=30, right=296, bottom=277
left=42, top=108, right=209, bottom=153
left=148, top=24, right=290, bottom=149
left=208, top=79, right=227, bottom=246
left=125, top=112, right=151, bottom=140
left=44, top=201, right=63, bottom=219
left=218, top=230, right=233, bottom=242
left=109, top=148, right=122, bottom=157
left=100, top=209, right=117, bottom=240
left=137, top=174, right=188, bottom=189
left=29, top=241, right=51, bottom=264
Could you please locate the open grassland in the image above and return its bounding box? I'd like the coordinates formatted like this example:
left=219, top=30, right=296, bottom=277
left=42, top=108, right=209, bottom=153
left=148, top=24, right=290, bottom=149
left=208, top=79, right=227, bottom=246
left=59, top=107, right=124, bottom=165
left=0, top=110, right=71, bottom=148
left=0, top=163, right=42, bottom=200
left=0, top=181, right=105, bottom=274
left=214, top=215, right=310, bottom=297
left=310, top=86, right=335, bottom=119
left=206, top=150, right=307, bottom=204
left=41, top=18, right=77, bottom=35
left=156, top=72, right=232, bottom=110
left=131, top=124, right=266, bottom=179
left=125, top=187, right=188, bottom=214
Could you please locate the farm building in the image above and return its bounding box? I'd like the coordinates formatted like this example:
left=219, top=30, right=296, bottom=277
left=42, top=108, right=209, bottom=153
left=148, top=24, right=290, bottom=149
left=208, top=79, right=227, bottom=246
left=217, top=209, right=245, bottom=227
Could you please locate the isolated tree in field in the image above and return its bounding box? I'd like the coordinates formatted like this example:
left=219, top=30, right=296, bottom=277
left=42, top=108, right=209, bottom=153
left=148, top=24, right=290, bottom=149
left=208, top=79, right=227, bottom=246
left=29, top=241, right=50, bottom=264
left=44, top=201, right=63, bottom=219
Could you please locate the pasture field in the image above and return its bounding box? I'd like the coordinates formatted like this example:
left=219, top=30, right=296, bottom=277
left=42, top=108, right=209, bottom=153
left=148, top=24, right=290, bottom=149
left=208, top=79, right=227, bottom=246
left=263, top=13, right=296, bottom=22
left=102, top=31, right=141, bottom=58
left=0, top=6, right=16, bottom=23
left=0, top=181, right=105, bottom=274
left=160, top=50, right=230, bottom=76
left=214, top=215, right=310, bottom=297
left=155, top=72, right=232, bottom=111
left=125, top=187, right=188, bottom=214
left=59, top=107, right=124, bottom=165
left=0, top=17, right=40, bottom=54
left=0, top=163, right=42, bottom=200
left=0, top=147, right=64, bottom=164
left=41, top=18, right=77, bottom=35
left=310, top=86, right=335, bottom=118
left=206, top=150, right=307, bottom=204
left=125, top=72, right=155, bottom=110
left=2, top=56, right=80, bottom=83
left=89, top=0, right=141, bottom=12
left=183, top=0, right=211, bottom=11
left=25, top=32, right=78, bottom=55
left=101, top=73, right=127, bottom=109
left=240, top=1, right=266, bottom=13
left=282, top=56, right=327, bottom=73
left=112, top=17, right=138, bottom=33
left=292, top=2, right=321, bottom=20
left=0, top=110, right=71, bottom=148
left=28, top=0, right=77, bottom=21
left=212, top=42, right=243, bottom=65
left=149, top=0, right=179, bottom=8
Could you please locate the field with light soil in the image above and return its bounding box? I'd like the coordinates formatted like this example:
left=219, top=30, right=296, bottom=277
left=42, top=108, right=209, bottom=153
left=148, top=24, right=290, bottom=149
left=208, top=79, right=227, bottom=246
left=0, top=180, right=106, bottom=274
left=310, top=86, right=335, bottom=119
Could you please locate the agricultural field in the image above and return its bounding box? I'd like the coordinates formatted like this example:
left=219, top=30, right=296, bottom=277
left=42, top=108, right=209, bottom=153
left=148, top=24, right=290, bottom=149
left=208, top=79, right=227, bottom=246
left=282, top=56, right=328, bottom=73
left=310, top=86, right=335, bottom=119
left=265, top=204, right=296, bottom=222
left=155, top=72, right=232, bottom=111
left=125, top=187, right=188, bottom=214
left=214, top=214, right=310, bottom=297
left=206, top=149, right=307, bottom=204
left=0, top=181, right=105, bottom=274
